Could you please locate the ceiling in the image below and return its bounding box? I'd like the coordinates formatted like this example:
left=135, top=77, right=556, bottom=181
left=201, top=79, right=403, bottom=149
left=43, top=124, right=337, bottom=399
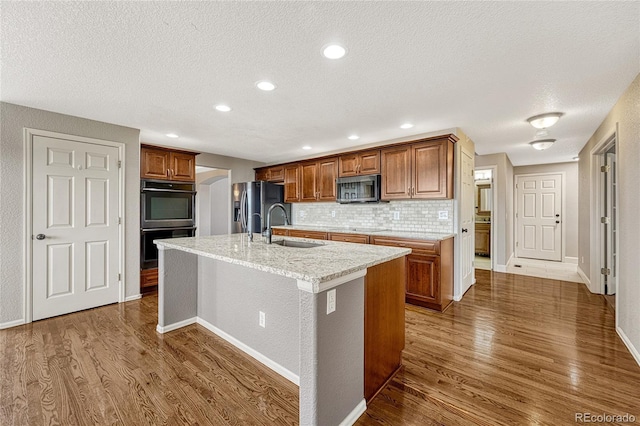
left=2, top=2, right=639, bottom=166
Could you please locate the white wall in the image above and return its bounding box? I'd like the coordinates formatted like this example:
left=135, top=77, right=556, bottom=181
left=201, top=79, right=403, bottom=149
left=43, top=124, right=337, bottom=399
left=578, top=73, right=640, bottom=364
left=209, top=178, right=229, bottom=235
left=0, top=102, right=140, bottom=326
left=197, top=152, right=263, bottom=184
left=513, top=162, right=579, bottom=259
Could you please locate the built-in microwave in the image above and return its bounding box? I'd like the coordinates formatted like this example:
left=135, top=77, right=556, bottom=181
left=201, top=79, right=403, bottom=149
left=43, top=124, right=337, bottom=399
left=336, top=175, right=382, bottom=203
left=140, top=179, right=196, bottom=229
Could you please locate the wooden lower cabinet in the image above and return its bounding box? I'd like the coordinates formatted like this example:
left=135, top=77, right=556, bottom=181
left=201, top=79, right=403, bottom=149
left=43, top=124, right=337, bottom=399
left=329, top=232, right=369, bottom=244
left=272, top=228, right=288, bottom=236
left=475, top=222, right=491, bottom=255
left=141, top=268, right=158, bottom=289
left=287, top=229, right=328, bottom=240
left=372, top=236, right=454, bottom=312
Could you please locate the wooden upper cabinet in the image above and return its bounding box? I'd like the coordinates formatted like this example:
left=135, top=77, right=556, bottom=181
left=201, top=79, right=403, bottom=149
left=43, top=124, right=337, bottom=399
left=170, top=152, right=196, bottom=182
left=317, top=157, right=338, bottom=201
left=284, top=165, right=300, bottom=202
left=381, top=138, right=454, bottom=200
left=300, top=161, right=319, bottom=202
left=255, top=166, right=285, bottom=183
left=255, top=168, right=269, bottom=181
left=381, top=146, right=411, bottom=199
left=339, top=150, right=380, bottom=177
left=141, top=147, right=170, bottom=180
left=141, top=145, right=197, bottom=182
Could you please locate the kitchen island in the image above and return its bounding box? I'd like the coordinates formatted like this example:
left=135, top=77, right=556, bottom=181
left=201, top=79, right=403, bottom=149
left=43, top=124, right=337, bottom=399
left=154, top=233, right=410, bottom=426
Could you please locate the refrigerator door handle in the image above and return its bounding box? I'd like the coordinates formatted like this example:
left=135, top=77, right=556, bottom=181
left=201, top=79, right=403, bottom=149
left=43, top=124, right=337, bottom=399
left=240, top=190, right=248, bottom=232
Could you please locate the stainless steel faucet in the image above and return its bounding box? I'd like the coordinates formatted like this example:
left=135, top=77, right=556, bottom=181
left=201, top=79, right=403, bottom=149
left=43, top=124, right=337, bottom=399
left=247, top=212, right=262, bottom=242
left=264, top=203, right=290, bottom=244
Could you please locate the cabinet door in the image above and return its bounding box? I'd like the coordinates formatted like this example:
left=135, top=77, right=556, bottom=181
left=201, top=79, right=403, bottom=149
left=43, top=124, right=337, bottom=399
left=141, top=147, right=170, bottom=180
left=406, top=254, right=440, bottom=306
left=317, top=157, right=338, bottom=201
left=339, top=154, right=359, bottom=177
left=269, top=166, right=285, bottom=183
left=358, top=150, right=381, bottom=175
left=475, top=226, right=490, bottom=255
left=255, top=168, right=268, bottom=181
left=413, top=140, right=451, bottom=199
left=381, top=146, right=411, bottom=200
left=170, top=152, right=196, bottom=182
left=329, top=233, right=369, bottom=244
left=288, top=229, right=328, bottom=240
left=284, top=165, right=300, bottom=202
left=299, top=161, right=319, bottom=202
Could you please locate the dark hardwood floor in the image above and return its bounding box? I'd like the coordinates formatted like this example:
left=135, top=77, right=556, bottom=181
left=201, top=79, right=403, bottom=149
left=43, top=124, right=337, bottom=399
left=2, top=270, right=639, bottom=425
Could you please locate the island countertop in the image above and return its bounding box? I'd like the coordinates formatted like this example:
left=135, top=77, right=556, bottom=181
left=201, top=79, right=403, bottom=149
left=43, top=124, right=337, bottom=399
left=271, top=224, right=456, bottom=241
left=155, top=233, right=411, bottom=289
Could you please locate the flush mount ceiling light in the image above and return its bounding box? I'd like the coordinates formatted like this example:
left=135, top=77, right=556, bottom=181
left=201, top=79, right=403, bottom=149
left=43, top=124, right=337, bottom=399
left=322, top=44, right=347, bottom=59
left=400, top=123, right=414, bottom=129
left=573, top=156, right=580, bottom=161
left=529, top=139, right=556, bottom=150
left=527, top=112, right=564, bottom=129
left=256, top=81, right=276, bottom=91
left=348, top=135, right=360, bottom=140
left=302, top=145, right=312, bottom=150
left=215, top=104, right=231, bottom=112
left=166, top=133, right=179, bottom=138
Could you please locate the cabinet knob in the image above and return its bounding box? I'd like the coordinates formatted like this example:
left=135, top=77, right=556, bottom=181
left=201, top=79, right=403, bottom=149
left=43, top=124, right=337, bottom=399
left=462, top=228, right=468, bottom=233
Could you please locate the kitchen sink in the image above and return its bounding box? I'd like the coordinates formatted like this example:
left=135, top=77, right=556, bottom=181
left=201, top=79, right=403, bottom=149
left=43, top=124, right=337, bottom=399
left=272, top=240, right=322, bottom=248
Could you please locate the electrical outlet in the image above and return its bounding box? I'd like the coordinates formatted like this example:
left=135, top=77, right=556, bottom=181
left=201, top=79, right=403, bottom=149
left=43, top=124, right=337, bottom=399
left=581, top=256, right=584, bottom=264
left=393, top=211, right=400, bottom=220
left=299, top=210, right=306, bottom=218
left=327, top=289, right=336, bottom=314
left=331, top=210, right=336, bottom=218
left=438, top=211, right=448, bottom=220
left=259, top=311, right=266, bottom=328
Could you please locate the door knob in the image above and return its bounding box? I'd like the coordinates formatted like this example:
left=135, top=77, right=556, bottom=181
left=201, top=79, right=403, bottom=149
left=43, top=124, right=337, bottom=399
left=556, top=221, right=560, bottom=224
left=36, top=234, right=46, bottom=240
left=556, top=214, right=560, bottom=217
left=462, top=228, right=468, bottom=233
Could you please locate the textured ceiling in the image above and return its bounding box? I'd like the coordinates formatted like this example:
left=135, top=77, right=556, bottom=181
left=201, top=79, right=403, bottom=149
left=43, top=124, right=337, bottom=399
left=2, top=2, right=639, bottom=166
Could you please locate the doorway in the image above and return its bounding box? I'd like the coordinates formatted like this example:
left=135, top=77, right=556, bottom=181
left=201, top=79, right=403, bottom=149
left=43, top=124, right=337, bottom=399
left=196, top=167, right=231, bottom=236
left=474, top=169, right=493, bottom=270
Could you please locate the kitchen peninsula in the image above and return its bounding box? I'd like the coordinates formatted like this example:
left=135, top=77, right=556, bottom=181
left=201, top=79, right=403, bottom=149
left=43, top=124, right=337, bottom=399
left=155, top=234, right=410, bottom=426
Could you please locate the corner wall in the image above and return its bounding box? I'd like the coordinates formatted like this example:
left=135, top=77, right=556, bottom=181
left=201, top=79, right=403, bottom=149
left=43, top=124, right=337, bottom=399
left=196, top=152, right=263, bottom=184
left=577, top=73, right=640, bottom=364
left=0, top=102, right=140, bottom=325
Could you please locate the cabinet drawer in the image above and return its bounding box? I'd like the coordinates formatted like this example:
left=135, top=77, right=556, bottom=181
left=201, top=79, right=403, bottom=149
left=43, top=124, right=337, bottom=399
left=272, top=228, right=288, bottom=236
left=140, top=268, right=158, bottom=288
left=371, top=236, right=439, bottom=255
left=329, top=233, right=369, bottom=244
left=288, top=230, right=328, bottom=240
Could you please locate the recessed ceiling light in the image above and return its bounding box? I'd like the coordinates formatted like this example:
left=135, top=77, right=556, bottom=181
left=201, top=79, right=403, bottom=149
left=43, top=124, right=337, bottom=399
left=302, top=145, right=312, bottom=150
left=400, top=123, right=414, bottom=129
left=256, top=81, right=276, bottom=91
left=573, top=156, right=580, bottom=161
left=348, top=135, right=360, bottom=140
left=323, top=44, right=347, bottom=59
left=215, top=104, right=231, bottom=112
left=166, top=133, right=179, bottom=138
left=527, top=112, right=564, bottom=129
left=529, top=139, right=556, bottom=150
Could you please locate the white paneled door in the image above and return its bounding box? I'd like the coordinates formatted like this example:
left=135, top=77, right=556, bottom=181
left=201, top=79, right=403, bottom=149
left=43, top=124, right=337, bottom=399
left=460, top=147, right=474, bottom=294
left=32, top=134, right=120, bottom=321
left=516, top=173, right=562, bottom=261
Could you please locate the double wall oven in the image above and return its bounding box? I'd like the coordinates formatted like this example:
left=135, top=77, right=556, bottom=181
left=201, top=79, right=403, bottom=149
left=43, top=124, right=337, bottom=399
left=140, top=179, right=196, bottom=269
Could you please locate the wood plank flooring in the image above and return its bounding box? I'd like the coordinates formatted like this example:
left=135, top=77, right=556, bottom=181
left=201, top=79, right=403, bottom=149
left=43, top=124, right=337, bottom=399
left=2, top=270, right=639, bottom=425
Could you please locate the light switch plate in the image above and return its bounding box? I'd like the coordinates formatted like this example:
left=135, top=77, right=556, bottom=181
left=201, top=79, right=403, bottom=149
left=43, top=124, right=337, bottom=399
left=438, top=211, right=448, bottom=220
left=393, top=211, right=400, bottom=220
left=327, top=289, right=336, bottom=314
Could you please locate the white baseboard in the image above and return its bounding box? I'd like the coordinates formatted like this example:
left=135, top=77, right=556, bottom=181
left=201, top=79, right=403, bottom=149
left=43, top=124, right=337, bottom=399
left=565, top=256, right=578, bottom=265
left=196, top=317, right=300, bottom=386
left=494, top=264, right=508, bottom=273
left=156, top=317, right=197, bottom=334
left=0, top=319, right=25, bottom=330
left=577, top=266, right=590, bottom=288
left=616, top=326, right=640, bottom=368
left=125, top=294, right=142, bottom=302
left=339, top=398, right=367, bottom=426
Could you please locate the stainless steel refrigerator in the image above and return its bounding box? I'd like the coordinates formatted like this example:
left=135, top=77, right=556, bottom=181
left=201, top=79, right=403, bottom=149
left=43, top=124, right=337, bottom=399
left=232, top=181, right=291, bottom=234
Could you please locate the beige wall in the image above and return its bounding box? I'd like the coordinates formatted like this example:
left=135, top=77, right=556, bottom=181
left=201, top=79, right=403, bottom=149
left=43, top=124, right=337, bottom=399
left=196, top=152, right=263, bottom=184
left=475, top=153, right=514, bottom=267
left=513, top=162, right=579, bottom=259
left=578, top=73, right=640, bottom=362
left=0, top=102, right=141, bottom=325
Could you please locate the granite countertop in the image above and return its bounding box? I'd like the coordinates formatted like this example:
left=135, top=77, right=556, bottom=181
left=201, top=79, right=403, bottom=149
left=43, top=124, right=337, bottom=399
left=155, top=233, right=411, bottom=288
left=272, top=224, right=456, bottom=241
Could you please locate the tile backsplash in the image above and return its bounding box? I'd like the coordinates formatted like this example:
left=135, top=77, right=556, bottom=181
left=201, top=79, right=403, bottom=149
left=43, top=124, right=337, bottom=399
left=291, top=200, right=454, bottom=233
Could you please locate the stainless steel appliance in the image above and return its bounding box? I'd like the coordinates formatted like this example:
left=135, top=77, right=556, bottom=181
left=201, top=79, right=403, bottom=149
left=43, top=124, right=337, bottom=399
left=336, top=174, right=382, bottom=203
left=141, top=179, right=196, bottom=229
left=232, top=181, right=291, bottom=234
left=141, top=227, right=196, bottom=269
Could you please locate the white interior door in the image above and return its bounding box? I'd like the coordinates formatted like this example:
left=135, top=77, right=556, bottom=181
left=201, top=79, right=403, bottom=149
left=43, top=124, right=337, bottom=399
left=516, top=173, right=562, bottom=261
left=32, top=134, right=120, bottom=321
left=604, top=149, right=617, bottom=295
left=460, top=148, right=474, bottom=293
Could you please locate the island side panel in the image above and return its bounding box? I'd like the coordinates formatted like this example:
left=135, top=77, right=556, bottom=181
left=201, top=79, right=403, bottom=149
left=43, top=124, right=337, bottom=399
left=364, top=256, right=406, bottom=401
left=299, top=277, right=365, bottom=426
left=197, top=257, right=300, bottom=379
left=157, top=247, right=198, bottom=330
